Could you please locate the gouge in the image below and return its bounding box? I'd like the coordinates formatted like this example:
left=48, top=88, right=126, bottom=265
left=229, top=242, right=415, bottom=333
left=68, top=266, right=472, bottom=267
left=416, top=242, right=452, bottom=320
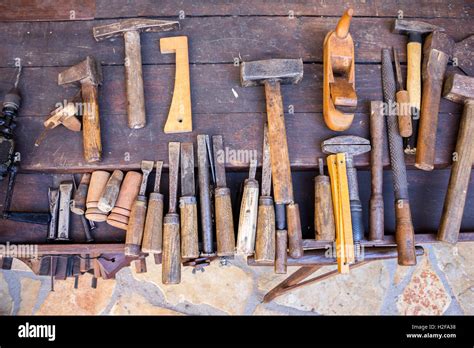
left=213, top=135, right=235, bottom=257
left=314, top=158, right=335, bottom=241
left=162, top=142, right=181, bottom=284
left=255, top=124, right=275, bottom=262
left=142, top=161, right=164, bottom=254
left=180, top=143, right=199, bottom=259
left=125, top=160, right=154, bottom=256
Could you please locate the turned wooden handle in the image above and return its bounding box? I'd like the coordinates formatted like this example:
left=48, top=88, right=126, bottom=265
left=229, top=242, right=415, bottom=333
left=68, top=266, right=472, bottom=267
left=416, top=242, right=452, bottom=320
left=71, top=173, right=91, bottom=215
left=107, top=171, right=142, bottom=230
left=287, top=203, right=303, bottom=258
left=335, top=8, right=353, bottom=39
left=98, top=170, right=124, bottom=213
left=275, top=229, right=288, bottom=274
left=395, top=199, right=417, bottom=266
left=125, top=197, right=147, bottom=256
left=142, top=192, right=164, bottom=253
left=81, top=83, right=102, bottom=163
left=406, top=41, right=422, bottom=113
left=236, top=178, right=259, bottom=255
left=179, top=196, right=199, bottom=259
left=85, top=171, right=110, bottom=222
left=124, top=30, right=146, bottom=129
left=396, top=90, right=412, bottom=137
left=438, top=101, right=474, bottom=243
left=162, top=213, right=181, bottom=284
left=255, top=196, right=276, bottom=262
left=215, top=187, right=236, bottom=257
left=264, top=80, right=293, bottom=204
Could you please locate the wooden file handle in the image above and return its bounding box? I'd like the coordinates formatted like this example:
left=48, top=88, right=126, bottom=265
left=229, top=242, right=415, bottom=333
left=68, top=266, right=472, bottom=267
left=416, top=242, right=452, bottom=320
left=395, top=199, right=417, bottom=266
left=162, top=213, right=181, bottom=284
left=286, top=203, right=303, bottom=259
left=81, top=83, right=102, bottom=163
left=396, top=90, right=413, bottom=137
left=125, top=196, right=147, bottom=256
left=438, top=101, right=474, bottom=243
left=255, top=196, right=276, bottom=262
left=264, top=80, right=293, bottom=204
left=215, top=187, right=236, bottom=257
left=179, top=196, right=199, bottom=259
left=142, top=192, right=164, bottom=253
left=124, top=30, right=146, bottom=129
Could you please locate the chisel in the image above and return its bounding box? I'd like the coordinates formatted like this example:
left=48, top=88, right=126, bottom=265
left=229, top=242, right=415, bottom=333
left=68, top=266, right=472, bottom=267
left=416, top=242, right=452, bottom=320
left=47, top=188, right=59, bottom=240
left=212, top=135, right=235, bottom=257
left=255, top=124, right=275, bottom=262
left=180, top=143, right=199, bottom=259
left=57, top=182, right=73, bottom=241
left=142, top=161, right=164, bottom=254
left=125, top=160, right=154, bottom=256
left=197, top=135, right=214, bottom=256
left=162, top=142, right=181, bottom=284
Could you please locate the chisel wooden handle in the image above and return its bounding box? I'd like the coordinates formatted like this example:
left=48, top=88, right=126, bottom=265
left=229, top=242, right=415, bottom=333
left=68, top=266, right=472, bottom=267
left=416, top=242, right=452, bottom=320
left=125, top=196, right=147, bottom=256
left=215, top=187, right=235, bottom=256
left=98, top=170, right=124, bottom=213
left=275, top=230, right=287, bottom=274
left=142, top=192, right=164, bottom=253
left=179, top=196, right=199, bottom=259
left=162, top=213, right=181, bottom=284
left=107, top=171, right=142, bottom=230
left=395, top=199, right=416, bottom=265
left=396, top=90, right=412, bottom=137
left=236, top=178, right=259, bottom=255
left=85, top=171, right=110, bottom=222
left=255, top=196, right=275, bottom=262
left=81, top=83, right=102, bottom=163
left=314, top=175, right=335, bottom=241
left=438, top=101, right=474, bottom=244
left=287, top=203, right=303, bottom=259
left=71, top=173, right=90, bottom=215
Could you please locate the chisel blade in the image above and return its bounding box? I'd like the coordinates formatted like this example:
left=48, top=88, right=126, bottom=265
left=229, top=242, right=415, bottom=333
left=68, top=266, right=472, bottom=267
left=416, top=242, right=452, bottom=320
left=212, top=135, right=227, bottom=188
left=180, top=143, right=195, bottom=197
left=168, top=142, right=181, bottom=213
left=153, top=161, right=164, bottom=193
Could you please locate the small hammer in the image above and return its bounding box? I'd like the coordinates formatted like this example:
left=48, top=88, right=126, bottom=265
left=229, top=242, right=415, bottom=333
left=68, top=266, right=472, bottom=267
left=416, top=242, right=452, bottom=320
left=58, top=56, right=103, bottom=163
left=93, top=19, right=180, bottom=129
left=240, top=58, right=304, bottom=258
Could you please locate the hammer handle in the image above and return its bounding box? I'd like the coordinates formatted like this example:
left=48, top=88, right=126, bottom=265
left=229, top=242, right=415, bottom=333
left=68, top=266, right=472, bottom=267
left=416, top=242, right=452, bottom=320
left=81, top=83, right=102, bottom=163
left=124, top=30, right=146, bottom=129
left=264, top=80, right=294, bottom=204
left=406, top=41, right=422, bottom=113
left=438, top=101, right=474, bottom=243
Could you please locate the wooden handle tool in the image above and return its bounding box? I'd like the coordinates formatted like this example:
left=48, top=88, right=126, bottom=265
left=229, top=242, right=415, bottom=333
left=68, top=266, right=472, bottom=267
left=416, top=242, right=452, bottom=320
left=107, top=171, right=142, bottom=230
left=47, top=188, right=59, bottom=240
left=314, top=158, right=336, bottom=241
left=162, top=142, right=182, bottom=284
left=142, top=161, right=164, bottom=253
left=197, top=135, right=214, bottom=255
left=255, top=125, right=275, bottom=262
left=71, top=173, right=91, bottom=215
left=393, top=48, right=413, bottom=138
left=85, top=171, right=110, bottom=222
left=98, top=170, right=124, bottom=213
left=57, top=182, right=73, bottom=241
left=213, top=135, right=235, bottom=257
left=237, top=159, right=259, bottom=255
left=161, top=36, right=192, bottom=133
left=274, top=204, right=287, bottom=274
left=125, top=160, right=154, bottom=256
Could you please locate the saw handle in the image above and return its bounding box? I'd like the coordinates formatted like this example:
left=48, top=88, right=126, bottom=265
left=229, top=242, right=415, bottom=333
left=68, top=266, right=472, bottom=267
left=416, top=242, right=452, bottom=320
left=81, top=83, right=102, bottom=163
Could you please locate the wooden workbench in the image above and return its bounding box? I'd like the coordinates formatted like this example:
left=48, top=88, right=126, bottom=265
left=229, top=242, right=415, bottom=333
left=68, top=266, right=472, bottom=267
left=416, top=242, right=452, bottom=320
left=0, top=1, right=472, bottom=253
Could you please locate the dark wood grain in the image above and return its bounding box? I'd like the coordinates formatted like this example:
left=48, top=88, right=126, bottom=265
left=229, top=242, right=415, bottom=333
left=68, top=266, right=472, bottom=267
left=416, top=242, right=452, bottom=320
left=0, top=0, right=95, bottom=21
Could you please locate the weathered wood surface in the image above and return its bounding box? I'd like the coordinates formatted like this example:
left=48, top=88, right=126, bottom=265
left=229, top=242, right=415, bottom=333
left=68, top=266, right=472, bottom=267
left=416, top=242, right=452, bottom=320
left=0, top=0, right=95, bottom=21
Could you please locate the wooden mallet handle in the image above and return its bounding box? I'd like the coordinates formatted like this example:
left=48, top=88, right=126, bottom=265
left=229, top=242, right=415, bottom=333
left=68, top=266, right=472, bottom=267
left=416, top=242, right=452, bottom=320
left=81, top=83, right=102, bottom=163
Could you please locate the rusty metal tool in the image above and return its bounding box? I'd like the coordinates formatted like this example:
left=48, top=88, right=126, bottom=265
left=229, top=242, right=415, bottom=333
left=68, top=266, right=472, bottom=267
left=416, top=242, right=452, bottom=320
left=322, top=135, right=370, bottom=248
left=393, top=48, right=413, bottom=141
left=416, top=32, right=454, bottom=171
left=212, top=135, right=235, bottom=257
left=93, top=19, right=180, bottom=129
left=71, top=175, right=94, bottom=242
left=56, top=182, right=73, bottom=241
left=58, top=56, right=103, bottom=163
left=438, top=74, right=474, bottom=244
left=47, top=187, right=59, bottom=240
left=197, top=135, right=214, bottom=256
left=323, top=8, right=357, bottom=131
left=162, top=142, right=181, bottom=284
left=381, top=48, right=416, bottom=266
left=314, top=158, right=335, bottom=241
left=142, top=161, right=164, bottom=254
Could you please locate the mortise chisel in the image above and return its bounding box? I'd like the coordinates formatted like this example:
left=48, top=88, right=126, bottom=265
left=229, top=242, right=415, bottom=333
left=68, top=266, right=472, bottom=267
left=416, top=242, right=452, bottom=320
left=142, top=161, right=164, bottom=254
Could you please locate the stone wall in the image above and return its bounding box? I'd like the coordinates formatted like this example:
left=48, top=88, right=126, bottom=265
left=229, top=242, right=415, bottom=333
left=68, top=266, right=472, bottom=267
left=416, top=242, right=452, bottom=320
left=0, top=242, right=472, bottom=315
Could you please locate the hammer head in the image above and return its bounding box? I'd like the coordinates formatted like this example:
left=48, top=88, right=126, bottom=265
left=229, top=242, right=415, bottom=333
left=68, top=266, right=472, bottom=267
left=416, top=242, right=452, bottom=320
left=240, top=59, right=303, bottom=87
left=424, top=31, right=455, bottom=56
left=443, top=73, right=474, bottom=104
left=392, top=19, right=444, bottom=35
left=321, top=135, right=371, bottom=157
left=93, top=18, right=180, bottom=41
left=58, top=56, right=102, bottom=86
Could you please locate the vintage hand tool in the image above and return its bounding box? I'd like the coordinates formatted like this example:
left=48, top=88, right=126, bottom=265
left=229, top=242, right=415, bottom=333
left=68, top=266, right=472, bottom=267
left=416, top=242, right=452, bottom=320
left=381, top=48, right=416, bottom=265
left=416, top=32, right=454, bottom=171
left=236, top=159, right=259, bottom=255
left=438, top=74, right=474, bottom=244
left=322, top=135, right=370, bottom=247
left=454, top=35, right=474, bottom=77
left=240, top=58, right=303, bottom=258
left=314, top=158, right=335, bottom=241
left=179, top=143, right=199, bottom=259
left=197, top=135, right=214, bottom=255
left=323, top=8, right=357, bottom=131
left=107, top=171, right=142, bottom=230
left=85, top=170, right=110, bottom=222
left=142, top=161, right=164, bottom=254
left=162, top=142, right=181, bottom=284
left=392, top=20, right=445, bottom=153
left=255, top=125, right=275, bottom=262
left=275, top=206, right=288, bottom=274
left=212, top=135, right=235, bottom=257
left=93, top=19, right=180, bottom=129
left=71, top=175, right=94, bottom=242
left=58, top=56, right=103, bottom=163
left=98, top=170, right=124, bottom=213
left=393, top=48, right=412, bottom=140
left=161, top=36, right=192, bottom=133
left=71, top=173, right=91, bottom=215
left=369, top=101, right=385, bottom=242
left=56, top=182, right=73, bottom=241
left=125, top=160, right=154, bottom=256
left=327, top=153, right=354, bottom=273
left=47, top=188, right=59, bottom=240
